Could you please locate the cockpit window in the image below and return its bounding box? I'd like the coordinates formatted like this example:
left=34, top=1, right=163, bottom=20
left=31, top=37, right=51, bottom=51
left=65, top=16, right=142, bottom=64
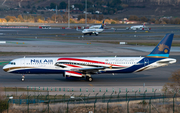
left=10, top=62, right=16, bottom=65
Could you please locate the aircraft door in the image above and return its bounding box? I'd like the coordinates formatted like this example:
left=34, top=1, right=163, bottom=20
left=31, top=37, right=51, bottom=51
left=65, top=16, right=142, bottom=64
left=144, top=58, right=149, bottom=66
left=21, top=58, right=25, bottom=67
left=20, top=58, right=25, bottom=74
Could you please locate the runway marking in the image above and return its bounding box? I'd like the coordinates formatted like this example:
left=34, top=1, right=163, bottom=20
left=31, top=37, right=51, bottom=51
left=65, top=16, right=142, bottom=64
left=89, top=84, right=93, bottom=87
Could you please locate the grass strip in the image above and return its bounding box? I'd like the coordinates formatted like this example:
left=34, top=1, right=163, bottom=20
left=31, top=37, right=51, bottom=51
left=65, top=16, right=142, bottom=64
left=93, top=41, right=180, bottom=46
left=0, top=61, right=9, bottom=65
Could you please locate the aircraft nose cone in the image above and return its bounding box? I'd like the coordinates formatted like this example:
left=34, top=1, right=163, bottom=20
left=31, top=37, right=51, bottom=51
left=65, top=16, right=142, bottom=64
left=3, top=65, right=9, bottom=72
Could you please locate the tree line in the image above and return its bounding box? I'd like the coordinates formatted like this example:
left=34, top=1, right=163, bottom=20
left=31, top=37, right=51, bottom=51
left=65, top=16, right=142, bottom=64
left=2, top=14, right=180, bottom=25
left=1, top=14, right=115, bottom=24
left=128, top=15, right=180, bottom=24
left=2, top=15, right=67, bottom=23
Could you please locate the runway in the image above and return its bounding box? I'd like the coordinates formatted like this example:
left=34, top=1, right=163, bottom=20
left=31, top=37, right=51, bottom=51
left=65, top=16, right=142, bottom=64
left=0, top=55, right=179, bottom=87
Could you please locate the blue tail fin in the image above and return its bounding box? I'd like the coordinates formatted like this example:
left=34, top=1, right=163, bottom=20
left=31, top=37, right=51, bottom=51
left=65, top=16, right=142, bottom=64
left=99, top=20, right=104, bottom=29
left=147, top=33, right=174, bottom=58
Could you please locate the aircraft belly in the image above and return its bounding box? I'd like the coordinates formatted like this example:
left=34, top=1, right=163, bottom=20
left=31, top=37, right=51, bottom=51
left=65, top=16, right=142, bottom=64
left=9, top=68, right=65, bottom=74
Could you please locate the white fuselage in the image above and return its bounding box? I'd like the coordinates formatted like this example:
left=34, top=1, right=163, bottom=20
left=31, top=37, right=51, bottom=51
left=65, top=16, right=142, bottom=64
left=129, top=25, right=150, bottom=30
left=82, top=28, right=104, bottom=35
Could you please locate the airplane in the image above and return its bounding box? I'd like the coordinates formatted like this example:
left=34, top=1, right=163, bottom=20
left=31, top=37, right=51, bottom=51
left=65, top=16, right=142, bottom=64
left=77, top=20, right=105, bottom=36
left=126, top=24, right=151, bottom=30
left=3, top=34, right=176, bottom=82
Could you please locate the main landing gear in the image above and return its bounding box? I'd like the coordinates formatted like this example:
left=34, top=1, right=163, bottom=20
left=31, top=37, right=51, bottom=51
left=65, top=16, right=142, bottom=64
left=21, top=75, right=25, bottom=82
left=86, top=74, right=93, bottom=82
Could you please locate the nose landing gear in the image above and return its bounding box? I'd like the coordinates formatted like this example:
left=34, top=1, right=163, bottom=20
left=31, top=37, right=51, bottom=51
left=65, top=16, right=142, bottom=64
left=21, top=75, right=25, bottom=82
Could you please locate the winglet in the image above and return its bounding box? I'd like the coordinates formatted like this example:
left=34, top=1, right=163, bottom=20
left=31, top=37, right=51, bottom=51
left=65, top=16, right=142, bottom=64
left=147, top=33, right=174, bottom=58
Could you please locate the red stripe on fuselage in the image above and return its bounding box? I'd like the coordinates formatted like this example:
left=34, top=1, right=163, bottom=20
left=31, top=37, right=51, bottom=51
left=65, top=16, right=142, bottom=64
left=57, top=58, right=125, bottom=67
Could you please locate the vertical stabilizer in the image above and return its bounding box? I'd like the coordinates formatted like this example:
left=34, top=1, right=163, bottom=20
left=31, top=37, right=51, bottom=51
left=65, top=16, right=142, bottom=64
left=100, top=20, right=105, bottom=29
left=147, top=33, right=174, bottom=58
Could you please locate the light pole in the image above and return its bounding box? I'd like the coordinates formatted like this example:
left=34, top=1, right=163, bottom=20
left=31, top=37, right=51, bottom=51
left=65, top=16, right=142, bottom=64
left=68, top=0, right=70, bottom=28
left=85, top=0, right=87, bottom=26
left=55, top=5, right=57, bottom=23
left=56, top=5, right=57, bottom=15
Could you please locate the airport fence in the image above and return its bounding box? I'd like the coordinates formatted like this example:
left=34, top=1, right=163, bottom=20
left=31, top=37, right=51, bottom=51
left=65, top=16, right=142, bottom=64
left=3, top=86, right=164, bottom=96
left=1, top=87, right=180, bottom=113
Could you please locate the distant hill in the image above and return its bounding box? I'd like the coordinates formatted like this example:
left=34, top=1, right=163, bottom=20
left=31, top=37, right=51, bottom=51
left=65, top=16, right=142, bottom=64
left=0, top=0, right=63, bottom=8
left=1, top=0, right=180, bottom=8
left=122, top=0, right=180, bottom=5
left=0, top=0, right=180, bottom=19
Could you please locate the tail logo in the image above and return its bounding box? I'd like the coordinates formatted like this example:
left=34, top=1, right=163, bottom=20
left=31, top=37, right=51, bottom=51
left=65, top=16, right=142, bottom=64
left=164, top=49, right=168, bottom=53
left=158, top=44, right=169, bottom=52
left=101, top=23, right=104, bottom=27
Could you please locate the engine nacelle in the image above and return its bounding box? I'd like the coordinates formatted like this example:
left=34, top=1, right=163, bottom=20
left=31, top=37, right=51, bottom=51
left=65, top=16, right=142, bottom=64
left=64, top=71, right=83, bottom=78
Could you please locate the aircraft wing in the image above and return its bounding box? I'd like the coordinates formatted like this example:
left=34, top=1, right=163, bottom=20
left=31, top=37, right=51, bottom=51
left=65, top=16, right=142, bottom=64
left=71, top=67, right=106, bottom=72
left=55, top=63, right=121, bottom=74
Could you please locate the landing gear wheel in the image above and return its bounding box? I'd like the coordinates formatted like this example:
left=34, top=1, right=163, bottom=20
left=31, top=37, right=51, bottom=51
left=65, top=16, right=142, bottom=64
left=21, top=75, right=25, bottom=82
left=88, top=77, right=93, bottom=82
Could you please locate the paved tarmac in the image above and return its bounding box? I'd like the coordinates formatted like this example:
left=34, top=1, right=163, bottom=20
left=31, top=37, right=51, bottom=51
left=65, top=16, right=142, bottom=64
left=0, top=26, right=180, bottom=41
left=0, top=25, right=179, bottom=33
left=0, top=39, right=179, bottom=57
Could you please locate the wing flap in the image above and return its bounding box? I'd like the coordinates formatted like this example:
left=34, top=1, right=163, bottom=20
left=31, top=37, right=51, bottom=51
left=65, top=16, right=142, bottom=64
left=71, top=67, right=105, bottom=72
